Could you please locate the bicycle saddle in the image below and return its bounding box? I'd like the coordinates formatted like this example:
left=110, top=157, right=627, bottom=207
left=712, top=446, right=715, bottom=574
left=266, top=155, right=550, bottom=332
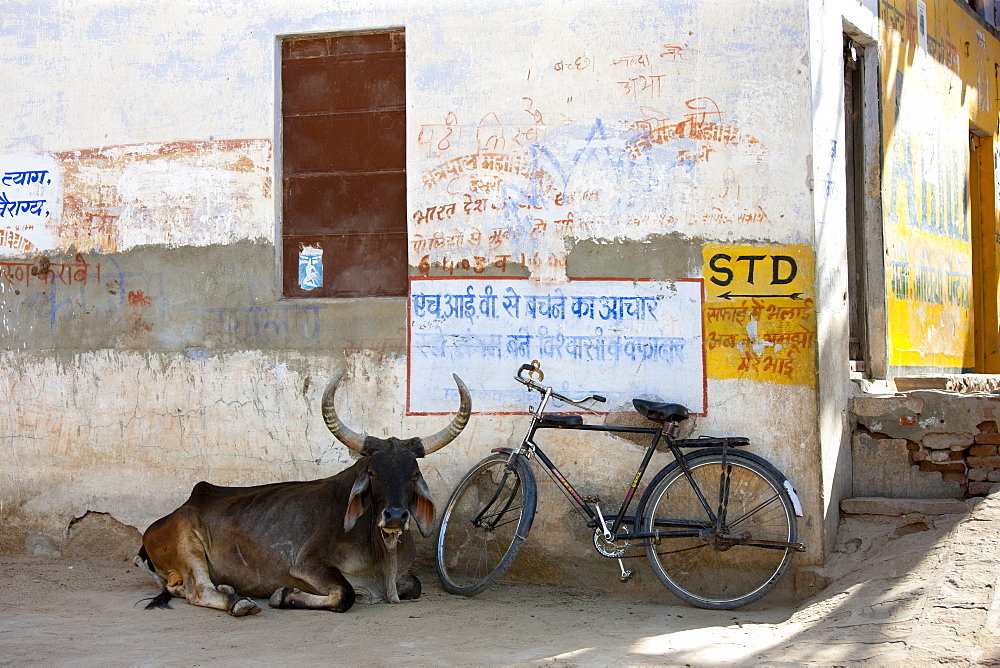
left=632, top=399, right=689, bottom=423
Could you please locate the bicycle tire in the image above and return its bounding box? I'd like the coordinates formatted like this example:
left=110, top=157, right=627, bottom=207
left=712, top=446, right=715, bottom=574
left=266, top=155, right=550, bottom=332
left=642, top=449, right=797, bottom=609
left=435, top=453, right=537, bottom=596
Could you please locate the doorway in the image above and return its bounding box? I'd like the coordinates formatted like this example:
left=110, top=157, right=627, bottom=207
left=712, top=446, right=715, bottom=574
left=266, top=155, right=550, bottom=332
left=969, top=128, right=999, bottom=372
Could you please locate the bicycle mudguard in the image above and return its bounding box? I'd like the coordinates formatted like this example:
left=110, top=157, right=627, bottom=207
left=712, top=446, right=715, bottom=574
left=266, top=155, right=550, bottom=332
left=635, top=447, right=804, bottom=520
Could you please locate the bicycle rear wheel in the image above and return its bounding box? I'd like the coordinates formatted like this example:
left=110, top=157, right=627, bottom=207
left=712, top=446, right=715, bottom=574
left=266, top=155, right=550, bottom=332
left=642, top=450, right=797, bottom=609
left=435, top=453, right=537, bottom=596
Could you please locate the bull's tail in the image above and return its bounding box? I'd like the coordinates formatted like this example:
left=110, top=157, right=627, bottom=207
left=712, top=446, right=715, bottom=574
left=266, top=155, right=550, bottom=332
left=133, top=545, right=173, bottom=610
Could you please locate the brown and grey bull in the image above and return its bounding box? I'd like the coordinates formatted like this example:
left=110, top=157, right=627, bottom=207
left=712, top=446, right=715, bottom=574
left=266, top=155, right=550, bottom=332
left=134, top=371, right=470, bottom=616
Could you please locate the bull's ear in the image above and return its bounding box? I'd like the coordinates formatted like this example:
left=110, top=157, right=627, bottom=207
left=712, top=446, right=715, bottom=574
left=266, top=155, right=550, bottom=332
left=411, top=474, right=436, bottom=537
left=344, top=471, right=370, bottom=532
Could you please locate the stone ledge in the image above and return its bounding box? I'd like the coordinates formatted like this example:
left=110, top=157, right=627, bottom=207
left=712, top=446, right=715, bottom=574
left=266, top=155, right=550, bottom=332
left=851, top=395, right=924, bottom=417
left=840, top=497, right=969, bottom=516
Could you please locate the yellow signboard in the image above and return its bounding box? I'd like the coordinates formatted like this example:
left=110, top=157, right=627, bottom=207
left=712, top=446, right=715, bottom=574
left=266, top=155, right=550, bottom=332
left=702, top=244, right=816, bottom=385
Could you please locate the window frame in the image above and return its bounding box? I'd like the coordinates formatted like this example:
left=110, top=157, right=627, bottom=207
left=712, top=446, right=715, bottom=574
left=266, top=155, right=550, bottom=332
left=277, top=28, right=408, bottom=300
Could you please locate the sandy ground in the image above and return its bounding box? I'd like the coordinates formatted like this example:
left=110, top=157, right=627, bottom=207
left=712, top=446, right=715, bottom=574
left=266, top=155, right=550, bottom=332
left=3, top=494, right=1000, bottom=666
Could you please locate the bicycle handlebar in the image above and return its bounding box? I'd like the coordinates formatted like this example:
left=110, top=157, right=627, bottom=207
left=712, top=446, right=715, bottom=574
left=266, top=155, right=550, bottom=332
left=515, top=362, right=606, bottom=408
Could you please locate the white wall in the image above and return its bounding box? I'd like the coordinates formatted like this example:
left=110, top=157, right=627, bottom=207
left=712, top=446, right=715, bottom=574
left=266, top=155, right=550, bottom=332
left=0, top=0, right=829, bottom=581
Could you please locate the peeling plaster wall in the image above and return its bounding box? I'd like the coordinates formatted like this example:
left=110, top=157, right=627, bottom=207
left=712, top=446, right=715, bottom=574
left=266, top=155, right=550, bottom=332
left=0, top=0, right=832, bottom=582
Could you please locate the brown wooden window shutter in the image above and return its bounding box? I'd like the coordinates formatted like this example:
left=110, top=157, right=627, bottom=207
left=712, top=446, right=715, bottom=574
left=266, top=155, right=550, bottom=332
left=281, top=29, right=407, bottom=298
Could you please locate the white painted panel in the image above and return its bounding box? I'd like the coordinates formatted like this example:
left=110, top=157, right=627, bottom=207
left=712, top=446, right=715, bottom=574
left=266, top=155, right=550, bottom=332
left=0, top=153, right=60, bottom=255
left=409, top=278, right=704, bottom=414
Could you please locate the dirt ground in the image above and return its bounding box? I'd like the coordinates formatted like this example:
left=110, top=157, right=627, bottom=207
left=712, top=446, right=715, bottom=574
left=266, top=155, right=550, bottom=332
left=3, top=494, right=1000, bottom=666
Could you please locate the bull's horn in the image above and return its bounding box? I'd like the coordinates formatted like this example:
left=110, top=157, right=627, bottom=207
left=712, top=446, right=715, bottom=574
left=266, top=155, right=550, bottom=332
left=321, top=371, right=366, bottom=453
left=421, top=374, right=472, bottom=455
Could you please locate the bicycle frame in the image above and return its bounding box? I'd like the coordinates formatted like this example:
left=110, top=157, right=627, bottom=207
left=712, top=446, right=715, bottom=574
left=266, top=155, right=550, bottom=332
left=504, top=382, right=722, bottom=544
left=435, top=362, right=805, bottom=608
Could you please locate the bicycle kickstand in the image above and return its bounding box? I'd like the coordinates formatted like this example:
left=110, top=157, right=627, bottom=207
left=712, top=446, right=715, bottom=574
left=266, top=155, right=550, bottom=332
left=617, top=558, right=634, bottom=582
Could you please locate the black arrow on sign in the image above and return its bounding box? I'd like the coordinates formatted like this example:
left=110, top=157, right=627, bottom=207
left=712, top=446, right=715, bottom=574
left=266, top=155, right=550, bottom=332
left=718, top=291, right=804, bottom=301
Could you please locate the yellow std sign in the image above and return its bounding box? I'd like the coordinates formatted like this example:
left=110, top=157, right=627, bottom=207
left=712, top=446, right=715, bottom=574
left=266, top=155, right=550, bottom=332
left=701, top=244, right=816, bottom=386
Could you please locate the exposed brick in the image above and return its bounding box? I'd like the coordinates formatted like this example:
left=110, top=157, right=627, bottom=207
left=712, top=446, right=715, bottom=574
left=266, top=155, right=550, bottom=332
left=941, top=472, right=968, bottom=483
left=929, top=450, right=965, bottom=462
left=969, top=444, right=998, bottom=457
left=989, top=470, right=1000, bottom=482
left=922, top=433, right=975, bottom=450
left=979, top=420, right=999, bottom=433
left=966, top=455, right=1000, bottom=468
left=906, top=440, right=921, bottom=451
left=919, top=461, right=966, bottom=473
left=969, top=482, right=999, bottom=496
left=840, top=497, right=967, bottom=515
left=975, top=432, right=1000, bottom=445
left=969, top=468, right=989, bottom=481
left=910, top=450, right=928, bottom=462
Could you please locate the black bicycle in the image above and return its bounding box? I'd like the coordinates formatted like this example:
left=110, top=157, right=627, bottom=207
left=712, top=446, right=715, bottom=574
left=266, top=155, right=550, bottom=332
left=435, top=361, right=805, bottom=610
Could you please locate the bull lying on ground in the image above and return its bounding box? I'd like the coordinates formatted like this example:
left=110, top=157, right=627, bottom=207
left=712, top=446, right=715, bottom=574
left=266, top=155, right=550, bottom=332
left=134, top=372, right=471, bottom=616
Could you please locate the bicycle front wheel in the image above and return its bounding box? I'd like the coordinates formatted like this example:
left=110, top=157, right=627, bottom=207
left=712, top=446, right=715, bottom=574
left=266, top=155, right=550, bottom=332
left=435, top=453, right=537, bottom=596
left=642, top=450, right=797, bottom=609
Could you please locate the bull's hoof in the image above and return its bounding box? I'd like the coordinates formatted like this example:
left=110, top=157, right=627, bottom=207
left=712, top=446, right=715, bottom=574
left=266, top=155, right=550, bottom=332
left=230, top=597, right=261, bottom=617
left=398, top=574, right=421, bottom=600
left=217, top=584, right=235, bottom=595
left=268, top=587, right=294, bottom=608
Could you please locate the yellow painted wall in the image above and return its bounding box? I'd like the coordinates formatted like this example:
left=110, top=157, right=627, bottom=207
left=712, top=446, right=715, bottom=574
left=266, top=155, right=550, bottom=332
left=881, top=0, right=1000, bottom=373
left=702, top=244, right=816, bottom=385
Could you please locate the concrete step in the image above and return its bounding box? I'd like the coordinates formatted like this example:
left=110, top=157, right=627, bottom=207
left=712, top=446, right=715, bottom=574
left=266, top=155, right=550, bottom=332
left=840, top=496, right=970, bottom=516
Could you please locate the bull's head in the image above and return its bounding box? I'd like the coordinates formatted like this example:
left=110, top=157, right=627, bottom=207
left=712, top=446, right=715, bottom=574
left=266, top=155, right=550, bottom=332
left=321, top=372, right=471, bottom=544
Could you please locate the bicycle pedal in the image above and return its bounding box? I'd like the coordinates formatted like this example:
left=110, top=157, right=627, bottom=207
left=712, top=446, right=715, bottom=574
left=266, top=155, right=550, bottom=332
left=583, top=494, right=602, bottom=504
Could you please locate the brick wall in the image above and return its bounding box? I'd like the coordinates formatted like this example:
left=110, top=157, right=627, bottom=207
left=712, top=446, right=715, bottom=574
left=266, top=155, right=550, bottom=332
left=852, top=391, right=1000, bottom=498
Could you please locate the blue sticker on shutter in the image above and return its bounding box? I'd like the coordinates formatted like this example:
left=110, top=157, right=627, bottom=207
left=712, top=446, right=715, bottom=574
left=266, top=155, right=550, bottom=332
left=299, top=245, right=323, bottom=290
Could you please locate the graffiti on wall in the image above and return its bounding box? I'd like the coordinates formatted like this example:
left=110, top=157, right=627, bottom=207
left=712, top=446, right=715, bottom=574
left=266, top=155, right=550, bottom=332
left=0, top=154, right=60, bottom=255
left=702, top=244, right=816, bottom=386
left=0, top=254, right=96, bottom=295
left=886, top=245, right=971, bottom=369
left=885, top=240, right=972, bottom=370
left=408, top=278, right=704, bottom=414
left=412, top=33, right=779, bottom=280
left=0, top=250, right=166, bottom=338
left=199, top=288, right=322, bottom=347
left=0, top=240, right=329, bottom=352
left=413, top=101, right=769, bottom=279
left=886, top=140, right=967, bottom=242
left=881, top=0, right=961, bottom=71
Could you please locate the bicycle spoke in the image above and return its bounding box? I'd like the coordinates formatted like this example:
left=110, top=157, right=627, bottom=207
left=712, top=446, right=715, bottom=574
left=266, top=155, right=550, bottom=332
left=487, top=513, right=524, bottom=531
left=726, top=493, right=782, bottom=531
left=653, top=542, right=709, bottom=557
